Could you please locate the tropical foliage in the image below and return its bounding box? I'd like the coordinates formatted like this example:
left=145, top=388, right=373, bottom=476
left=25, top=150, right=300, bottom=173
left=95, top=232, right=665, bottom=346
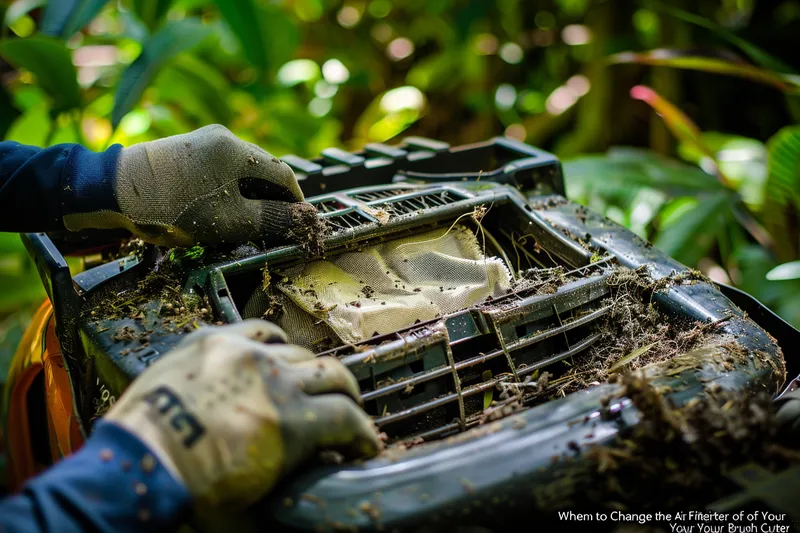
left=0, top=0, right=799, bottom=373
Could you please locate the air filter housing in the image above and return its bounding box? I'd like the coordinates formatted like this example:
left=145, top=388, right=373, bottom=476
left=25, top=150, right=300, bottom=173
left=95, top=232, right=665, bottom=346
left=21, top=136, right=793, bottom=532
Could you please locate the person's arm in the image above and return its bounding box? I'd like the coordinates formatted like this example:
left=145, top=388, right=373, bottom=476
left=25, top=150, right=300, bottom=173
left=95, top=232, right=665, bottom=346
left=0, top=126, right=311, bottom=247
left=0, top=320, right=381, bottom=532
left=0, top=141, right=121, bottom=233
left=0, top=421, right=190, bottom=533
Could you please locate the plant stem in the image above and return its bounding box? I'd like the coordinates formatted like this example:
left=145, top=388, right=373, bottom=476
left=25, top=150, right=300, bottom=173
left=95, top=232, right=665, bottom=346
left=44, top=119, right=56, bottom=147
left=72, top=109, right=86, bottom=146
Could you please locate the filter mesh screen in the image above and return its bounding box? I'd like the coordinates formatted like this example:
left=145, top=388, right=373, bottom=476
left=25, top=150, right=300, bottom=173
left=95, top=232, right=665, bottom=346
left=274, top=224, right=513, bottom=346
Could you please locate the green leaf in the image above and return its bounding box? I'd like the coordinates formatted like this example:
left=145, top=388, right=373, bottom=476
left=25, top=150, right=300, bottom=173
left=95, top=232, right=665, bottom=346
left=41, top=0, right=111, bottom=38
left=154, top=54, right=232, bottom=125
left=0, top=37, right=81, bottom=112
left=628, top=86, right=776, bottom=254
left=117, top=7, right=150, bottom=42
left=658, top=197, right=698, bottom=228
left=276, top=59, right=320, bottom=87
left=730, top=244, right=800, bottom=328
left=732, top=244, right=784, bottom=306
left=762, top=126, right=800, bottom=261
left=213, top=0, right=262, bottom=67
left=677, top=133, right=767, bottom=209
left=131, top=0, right=173, bottom=31
left=609, top=50, right=800, bottom=93
left=263, top=102, right=327, bottom=154
left=482, top=370, right=493, bottom=410
left=212, top=0, right=298, bottom=72
left=0, top=308, right=39, bottom=385
left=4, top=104, right=51, bottom=144
left=766, top=261, right=800, bottom=281
left=629, top=85, right=704, bottom=152
left=629, top=85, right=735, bottom=188
left=406, top=51, right=463, bottom=91
left=168, top=244, right=205, bottom=265
left=643, top=1, right=796, bottom=74
left=609, top=342, right=657, bottom=374
left=353, top=86, right=427, bottom=143
left=4, top=0, right=47, bottom=27
left=654, top=193, right=730, bottom=267
left=0, top=236, right=46, bottom=313
left=0, top=84, right=21, bottom=139
left=111, top=18, right=212, bottom=129
left=765, top=126, right=800, bottom=210
left=0, top=267, right=47, bottom=313
left=0, top=233, right=28, bottom=254
left=563, top=148, right=725, bottom=198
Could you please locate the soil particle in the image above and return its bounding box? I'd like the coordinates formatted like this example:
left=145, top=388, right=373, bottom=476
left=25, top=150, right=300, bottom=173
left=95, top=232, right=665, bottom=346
left=112, top=326, right=136, bottom=343
left=114, top=238, right=146, bottom=260
left=262, top=294, right=284, bottom=321
left=90, top=267, right=210, bottom=333
left=528, top=196, right=570, bottom=210
left=548, top=267, right=722, bottom=396
left=479, top=265, right=750, bottom=415
left=361, top=285, right=375, bottom=298
left=299, top=493, right=326, bottom=508
left=287, top=202, right=328, bottom=256
left=358, top=501, right=381, bottom=523
left=574, top=371, right=799, bottom=512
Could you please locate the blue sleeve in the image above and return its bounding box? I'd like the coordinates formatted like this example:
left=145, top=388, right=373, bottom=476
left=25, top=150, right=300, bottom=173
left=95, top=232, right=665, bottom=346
left=0, top=141, right=122, bottom=233
left=0, top=421, right=191, bottom=533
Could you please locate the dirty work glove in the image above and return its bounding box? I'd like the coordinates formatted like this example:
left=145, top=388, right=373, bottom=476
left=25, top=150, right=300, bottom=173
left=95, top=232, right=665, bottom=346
left=103, top=319, right=382, bottom=510
left=62, top=125, right=311, bottom=247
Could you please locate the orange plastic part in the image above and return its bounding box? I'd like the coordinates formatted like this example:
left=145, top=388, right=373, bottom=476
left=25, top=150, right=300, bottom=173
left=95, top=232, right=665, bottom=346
left=4, top=299, right=84, bottom=492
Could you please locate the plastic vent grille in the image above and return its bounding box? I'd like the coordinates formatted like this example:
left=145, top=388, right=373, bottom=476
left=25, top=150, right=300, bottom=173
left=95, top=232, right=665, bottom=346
left=314, top=199, right=347, bottom=213
left=326, top=262, right=615, bottom=443
left=377, top=190, right=462, bottom=217
left=324, top=210, right=373, bottom=232
left=350, top=188, right=412, bottom=202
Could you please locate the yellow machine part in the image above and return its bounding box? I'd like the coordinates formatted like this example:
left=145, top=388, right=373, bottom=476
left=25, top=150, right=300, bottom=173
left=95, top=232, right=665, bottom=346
left=3, top=299, right=84, bottom=492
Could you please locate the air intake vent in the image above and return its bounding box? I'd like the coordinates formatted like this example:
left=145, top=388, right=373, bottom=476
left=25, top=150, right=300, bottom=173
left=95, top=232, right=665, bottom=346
left=313, top=198, right=347, bottom=213
left=331, top=267, right=613, bottom=442
left=377, top=190, right=464, bottom=217
left=350, top=188, right=412, bottom=202
left=324, top=209, right=373, bottom=232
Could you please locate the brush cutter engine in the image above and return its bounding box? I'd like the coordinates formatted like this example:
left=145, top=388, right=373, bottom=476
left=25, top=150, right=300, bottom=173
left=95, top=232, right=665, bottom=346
left=20, top=136, right=798, bottom=532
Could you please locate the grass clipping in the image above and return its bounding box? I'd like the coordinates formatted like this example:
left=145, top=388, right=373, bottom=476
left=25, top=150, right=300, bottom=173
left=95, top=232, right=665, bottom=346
left=548, top=266, right=726, bottom=397
left=89, top=264, right=213, bottom=333
left=577, top=372, right=800, bottom=512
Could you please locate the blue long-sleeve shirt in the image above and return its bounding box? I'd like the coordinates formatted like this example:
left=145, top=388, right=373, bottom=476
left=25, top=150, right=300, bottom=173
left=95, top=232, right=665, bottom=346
left=0, top=422, right=191, bottom=532
left=1, top=141, right=191, bottom=531
left=0, top=141, right=121, bottom=231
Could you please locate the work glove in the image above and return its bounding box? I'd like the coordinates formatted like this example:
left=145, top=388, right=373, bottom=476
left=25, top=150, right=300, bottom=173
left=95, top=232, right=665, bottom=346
left=63, top=125, right=312, bottom=247
left=103, top=319, right=382, bottom=510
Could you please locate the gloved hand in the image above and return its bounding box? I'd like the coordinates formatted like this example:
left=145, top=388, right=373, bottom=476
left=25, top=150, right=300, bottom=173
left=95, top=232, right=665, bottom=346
left=62, top=125, right=313, bottom=247
left=103, top=319, right=382, bottom=510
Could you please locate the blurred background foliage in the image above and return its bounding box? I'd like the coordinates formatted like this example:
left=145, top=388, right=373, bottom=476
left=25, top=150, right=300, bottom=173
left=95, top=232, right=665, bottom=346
left=0, top=0, right=800, bottom=376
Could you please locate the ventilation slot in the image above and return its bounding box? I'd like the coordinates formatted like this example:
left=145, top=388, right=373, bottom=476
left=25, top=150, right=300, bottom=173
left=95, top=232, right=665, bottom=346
left=324, top=210, right=373, bottom=232
left=379, top=190, right=462, bottom=216
left=350, top=188, right=411, bottom=202
left=331, top=271, right=612, bottom=442
left=313, top=199, right=347, bottom=213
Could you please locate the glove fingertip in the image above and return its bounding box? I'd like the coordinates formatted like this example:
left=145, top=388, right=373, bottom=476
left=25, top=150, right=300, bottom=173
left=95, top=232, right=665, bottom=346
left=233, top=318, right=289, bottom=344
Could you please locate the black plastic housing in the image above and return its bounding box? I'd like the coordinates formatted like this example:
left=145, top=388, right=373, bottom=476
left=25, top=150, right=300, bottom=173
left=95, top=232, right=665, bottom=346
left=19, top=135, right=798, bottom=532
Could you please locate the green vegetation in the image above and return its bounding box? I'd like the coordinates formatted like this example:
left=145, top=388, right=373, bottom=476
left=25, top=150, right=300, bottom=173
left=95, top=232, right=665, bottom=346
left=1, top=0, right=799, bottom=371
